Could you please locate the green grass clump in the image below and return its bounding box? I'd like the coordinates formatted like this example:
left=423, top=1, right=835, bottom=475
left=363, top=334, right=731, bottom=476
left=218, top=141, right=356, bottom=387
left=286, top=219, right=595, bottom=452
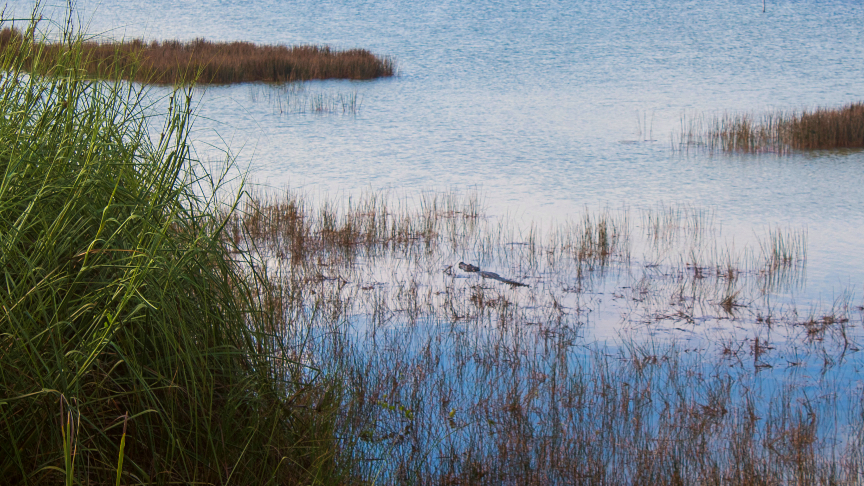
left=0, top=19, right=338, bottom=485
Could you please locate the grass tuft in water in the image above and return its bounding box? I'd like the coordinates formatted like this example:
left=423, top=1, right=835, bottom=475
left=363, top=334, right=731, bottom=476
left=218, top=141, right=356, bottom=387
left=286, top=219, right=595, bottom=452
left=677, top=102, right=864, bottom=153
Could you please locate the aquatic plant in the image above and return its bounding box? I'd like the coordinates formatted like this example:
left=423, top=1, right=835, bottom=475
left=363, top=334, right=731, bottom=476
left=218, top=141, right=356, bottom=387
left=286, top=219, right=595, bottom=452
left=0, top=26, right=395, bottom=84
left=677, top=102, right=864, bottom=153
left=232, top=187, right=862, bottom=484
left=790, top=103, right=864, bottom=150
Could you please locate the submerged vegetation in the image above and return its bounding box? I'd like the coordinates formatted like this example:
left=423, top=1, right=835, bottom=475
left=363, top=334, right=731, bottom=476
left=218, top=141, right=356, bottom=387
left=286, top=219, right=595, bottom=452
left=0, top=26, right=395, bottom=84
left=678, top=102, right=864, bottom=153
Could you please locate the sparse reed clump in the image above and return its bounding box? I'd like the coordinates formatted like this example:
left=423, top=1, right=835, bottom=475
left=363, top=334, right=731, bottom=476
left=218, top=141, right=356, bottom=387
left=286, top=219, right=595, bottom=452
left=679, top=102, right=864, bottom=153
left=231, top=189, right=481, bottom=268
left=0, top=19, right=338, bottom=485
left=0, top=26, right=395, bottom=84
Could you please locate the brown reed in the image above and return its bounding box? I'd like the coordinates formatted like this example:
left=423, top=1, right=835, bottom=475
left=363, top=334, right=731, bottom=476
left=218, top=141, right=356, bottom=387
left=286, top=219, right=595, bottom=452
left=0, top=27, right=395, bottom=84
left=790, top=102, right=864, bottom=150
left=230, top=188, right=861, bottom=484
left=678, top=102, right=864, bottom=153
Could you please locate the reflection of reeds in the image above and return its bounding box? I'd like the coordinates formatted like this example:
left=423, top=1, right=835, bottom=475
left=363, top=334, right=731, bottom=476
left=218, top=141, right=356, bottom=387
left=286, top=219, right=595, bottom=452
left=232, top=191, right=859, bottom=483
left=0, top=27, right=395, bottom=84
left=797, top=293, right=857, bottom=348
left=639, top=206, right=807, bottom=296
left=677, top=103, right=864, bottom=153
left=757, top=227, right=807, bottom=293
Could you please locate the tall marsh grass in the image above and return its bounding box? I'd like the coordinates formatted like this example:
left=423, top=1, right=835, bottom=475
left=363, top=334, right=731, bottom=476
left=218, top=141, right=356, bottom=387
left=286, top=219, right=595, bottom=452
left=678, top=102, right=864, bottom=153
left=0, top=17, right=338, bottom=485
left=0, top=26, right=395, bottom=84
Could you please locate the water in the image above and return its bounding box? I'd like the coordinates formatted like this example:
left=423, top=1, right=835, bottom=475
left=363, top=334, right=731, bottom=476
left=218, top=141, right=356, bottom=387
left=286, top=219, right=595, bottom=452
left=6, top=2, right=860, bottom=322
left=16, top=0, right=858, bottom=293
left=7, top=1, right=864, bottom=476
left=9, top=0, right=862, bottom=330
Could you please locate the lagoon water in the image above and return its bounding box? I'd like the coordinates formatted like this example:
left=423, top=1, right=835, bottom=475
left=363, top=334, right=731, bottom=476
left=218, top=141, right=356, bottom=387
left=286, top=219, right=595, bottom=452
left=9, top=0, right=864, bottom=299
left=7, top=1, right=864, bottom=470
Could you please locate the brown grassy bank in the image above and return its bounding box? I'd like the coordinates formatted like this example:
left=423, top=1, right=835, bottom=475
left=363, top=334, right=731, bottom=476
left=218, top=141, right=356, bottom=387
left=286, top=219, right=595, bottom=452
left=0, top=27, right=395, bottom=84
left=678, top=102, right=864, bottom=153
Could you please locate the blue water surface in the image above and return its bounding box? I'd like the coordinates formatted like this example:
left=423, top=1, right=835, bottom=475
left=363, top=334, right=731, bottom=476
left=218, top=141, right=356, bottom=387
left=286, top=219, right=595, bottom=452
left=6, top=0, right=864, bottom=297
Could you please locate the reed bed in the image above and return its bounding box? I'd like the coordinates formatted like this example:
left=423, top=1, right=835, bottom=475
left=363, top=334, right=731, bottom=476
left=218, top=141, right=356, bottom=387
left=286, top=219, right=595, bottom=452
left=233, top=187, right=862, bottom=484
left=677, top=103, right=864, bottom=154
left=0, top=19, right=341, bottom=485
left=0, top=26, right=395, bottom=84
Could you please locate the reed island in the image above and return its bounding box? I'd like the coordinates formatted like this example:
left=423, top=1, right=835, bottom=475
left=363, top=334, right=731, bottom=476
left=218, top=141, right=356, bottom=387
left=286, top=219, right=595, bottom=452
left=0, top=26, right=395, bottom=84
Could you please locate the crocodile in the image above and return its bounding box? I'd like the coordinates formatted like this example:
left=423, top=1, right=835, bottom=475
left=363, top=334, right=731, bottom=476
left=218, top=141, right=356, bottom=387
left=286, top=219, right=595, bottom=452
left=458, top=262, right=529, bottom=287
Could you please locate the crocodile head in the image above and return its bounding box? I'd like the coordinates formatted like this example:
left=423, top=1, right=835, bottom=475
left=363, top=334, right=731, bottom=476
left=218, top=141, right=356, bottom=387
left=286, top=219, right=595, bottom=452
left=458, top=262, right=480, bottom=273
